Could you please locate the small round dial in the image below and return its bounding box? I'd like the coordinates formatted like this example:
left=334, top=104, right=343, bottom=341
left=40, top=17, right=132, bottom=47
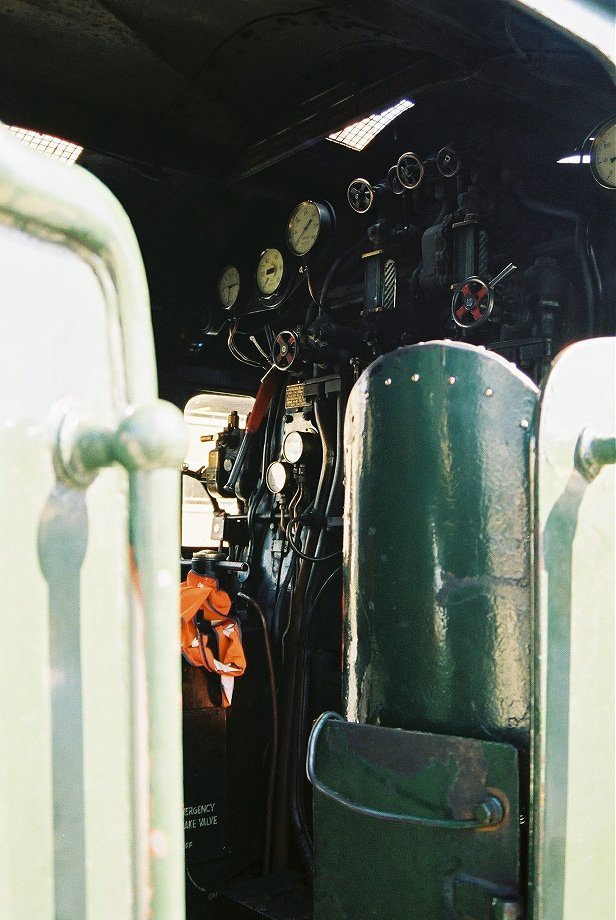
left=397, top=152, right=424, bottom=190
left=257, top=248, right=285, bottom=296
left=590, top=117, right=616, bottom=189
left=283, top=431, right=305, bottom=463
left=348, top=178, right=374, bottom=214
left=218, top=265, right=241, bottom=310
left=287, top=200, right=322, bottom=256
left=266, top=461, right=293, bottom=495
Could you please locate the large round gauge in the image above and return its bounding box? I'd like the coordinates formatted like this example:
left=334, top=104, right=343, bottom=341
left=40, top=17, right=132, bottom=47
left=287, top=200, right=333, bottom=257
left=348, top=178, right=374, bottom=214
left=397, top=152, right=424, bottom=190
left=217, top=264, right=241, bottom=310
left=589, top=116, right=616, bottom=189
left=256, top=248, right=285, bottom=296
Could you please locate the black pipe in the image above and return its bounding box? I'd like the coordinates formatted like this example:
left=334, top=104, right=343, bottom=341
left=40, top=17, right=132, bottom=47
left=272, top=394, right=337, bottom=873
left=515, top=193, right=595, bottom=336
left=286, top=396, right=339, bottom=875
left=318, top=239, right=365, bottom=314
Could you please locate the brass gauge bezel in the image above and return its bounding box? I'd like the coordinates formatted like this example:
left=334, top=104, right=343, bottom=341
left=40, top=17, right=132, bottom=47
left=589, top=116, right=616, bottom=190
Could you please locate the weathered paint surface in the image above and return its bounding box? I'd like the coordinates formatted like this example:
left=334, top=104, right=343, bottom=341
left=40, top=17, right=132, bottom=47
left=312, top=717, right=520, bottom=919
left=343, top=342, right=537, bottom=761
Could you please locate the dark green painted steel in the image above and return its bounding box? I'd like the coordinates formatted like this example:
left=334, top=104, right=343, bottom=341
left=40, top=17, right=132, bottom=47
left=312, top=718, right=520, bottom=920
left=343, top=343, right=538, bottom=761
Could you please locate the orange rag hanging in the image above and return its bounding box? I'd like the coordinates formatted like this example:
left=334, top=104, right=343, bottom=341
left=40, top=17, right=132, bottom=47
left=180, top=569, right=246, bottom=706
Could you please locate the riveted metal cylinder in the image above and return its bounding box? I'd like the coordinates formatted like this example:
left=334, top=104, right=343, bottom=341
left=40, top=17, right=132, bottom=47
left=343, top=342, right=538, bottom=758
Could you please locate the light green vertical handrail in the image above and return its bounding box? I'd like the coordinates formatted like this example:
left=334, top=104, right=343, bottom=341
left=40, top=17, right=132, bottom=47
left=532, top=336, right=615, bottom=920
left=0, top=127, right=187, bottom=919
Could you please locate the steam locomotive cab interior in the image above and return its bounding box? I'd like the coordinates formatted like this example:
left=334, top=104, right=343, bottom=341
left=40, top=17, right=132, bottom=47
left=2, top=2, right=614, bottom=918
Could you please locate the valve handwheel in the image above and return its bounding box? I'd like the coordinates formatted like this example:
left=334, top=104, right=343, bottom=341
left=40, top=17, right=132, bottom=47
left=451, top=263, right=517, bottom=329
left=451, top=277, right=493, bottom=328
left=273, top=330, right=300, bottom=369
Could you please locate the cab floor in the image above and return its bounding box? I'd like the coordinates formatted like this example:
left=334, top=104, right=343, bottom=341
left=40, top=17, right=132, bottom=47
left=214, top=872, right=312, bottom=920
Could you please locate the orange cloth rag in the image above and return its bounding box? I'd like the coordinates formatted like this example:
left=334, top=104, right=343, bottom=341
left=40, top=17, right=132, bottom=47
left=180, top=569, right=246, bottom=706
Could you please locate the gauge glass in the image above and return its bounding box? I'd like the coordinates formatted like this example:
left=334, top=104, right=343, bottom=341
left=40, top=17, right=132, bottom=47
left=283, top=431, right=305, bottom=464
left=397, top=152, right=424, bottom=190
left=257, top=248, right=285, bottom=295
left=266, top=461, right=289, bottom=494
left=287, top=200, right=322, bottom=256
left=218, top=265, right=240, bottom=309
left=590, top=117, right=616, bottom=189
left=348, top=178, right=374, bottom=214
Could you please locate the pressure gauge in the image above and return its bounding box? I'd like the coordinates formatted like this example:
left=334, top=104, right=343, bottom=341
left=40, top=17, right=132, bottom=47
left=348, top=178, right=374, bottom=214
left=287, top=200, right=334, bottom=257
left=265, top=461, right=293, bottom=495
left=589, top=116, right=616, bottom=189
left=282, top=430, right=319, bottom=464
left=256, top=248, right=285, bottom=296
left=397, top=152, right=424, bottom=190
left=218, top=265, right=241, bottom=310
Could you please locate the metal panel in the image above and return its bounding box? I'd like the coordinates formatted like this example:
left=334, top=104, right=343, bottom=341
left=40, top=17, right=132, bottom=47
left=0, top=128, right=186, bottom=919
left=343, top=342, right=538, bottom=760
left=311, top=715, right=520, bottom=919
left=532, top=337, right=615, bottom=920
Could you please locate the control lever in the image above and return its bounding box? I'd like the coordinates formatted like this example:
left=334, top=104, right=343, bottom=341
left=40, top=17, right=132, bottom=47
left=215, top=559, right=250, bottom=576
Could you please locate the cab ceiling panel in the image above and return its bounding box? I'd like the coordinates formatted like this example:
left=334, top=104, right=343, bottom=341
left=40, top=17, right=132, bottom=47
left=0, top=1, right=186, bottom=140
left=157, top=7, right=416, bottom=171
left=0, top=0, right=613, bottom=177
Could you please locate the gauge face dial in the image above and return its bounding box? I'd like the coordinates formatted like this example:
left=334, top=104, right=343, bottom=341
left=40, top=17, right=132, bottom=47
left=218, top=265, right=240, bottom=309
left=590, top=117, right=616, bottom=189
left=348, top=178, right=374, bottom=214
left=257, top=248, right=285, bottom=295
left=266, top=461, right=290, bottom=494
left=397, top=152, right=424, bottom=190
left=287, top=200, right=322, bottom=256
left=283, top=430, right=305, bottom=464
